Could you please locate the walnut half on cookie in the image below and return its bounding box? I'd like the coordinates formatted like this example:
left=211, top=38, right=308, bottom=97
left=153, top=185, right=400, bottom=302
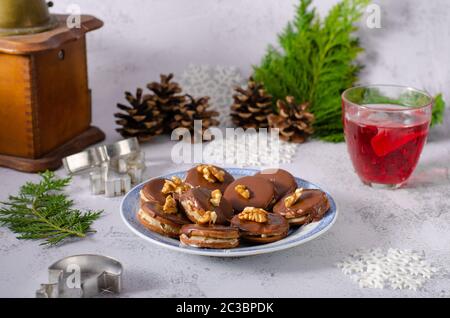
left=238, top=207, right=268, bottom=223
left=140, top=177, right=190, bottom=208
left=137, top=201, right=191, bottom=238
left=223, top=176, right=275, bottom=212
left=161, top=176, right=191, bottom=195
left=235, top=185, right=250, bottom=199
left=179, top=187, right=234, bottom=225
left=284, top=188, right=303, bottom=208
left=197, top=165, right=225, bottom=183
left=231, top=211, right=289, bottom=244
left=210, top=190, right=222, bottom=207
left=185, top=165, right=235, bottom=193
left=162, top=195, right=178, bottom=214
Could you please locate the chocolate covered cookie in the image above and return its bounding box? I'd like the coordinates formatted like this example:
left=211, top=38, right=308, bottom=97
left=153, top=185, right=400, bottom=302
left=273, top=188, right=330, bottom=225
left=179, top=187, right=234, bottom=225
left=180, top=224, right=240, bottom=249
left=231, top=207, right=289, bottom=244
left=138, top=201, right=191, bottom=238
left=185, top=164, right=234, bottom=193
left=255, top=169, right=297, bottom=200
left=223, top=176, right=275, bottom=212
left=140, top=176, right=191, bottom=205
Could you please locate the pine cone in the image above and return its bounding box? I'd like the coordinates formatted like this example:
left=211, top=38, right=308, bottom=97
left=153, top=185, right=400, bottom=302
left=171, top=95, right=220, bottom=142
left=115, top=88, right=164, bottom=142
left=230, top=78, right=274, bottom=129
left=269, top=96, right=315, bottom=143
left=147, top=74, right=186, bottom=130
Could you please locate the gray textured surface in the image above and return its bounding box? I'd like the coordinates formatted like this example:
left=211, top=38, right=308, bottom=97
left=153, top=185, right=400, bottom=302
left=0, top=138, right=449, bottom=297
left=1, top=0, right=449, bottom=297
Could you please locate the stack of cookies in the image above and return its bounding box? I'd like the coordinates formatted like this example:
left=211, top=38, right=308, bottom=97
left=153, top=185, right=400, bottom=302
left=137, top=164, right=330, bottom=249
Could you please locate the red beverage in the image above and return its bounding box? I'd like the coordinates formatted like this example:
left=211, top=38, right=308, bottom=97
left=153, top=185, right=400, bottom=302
left=344, top=104, right=431, bottom=186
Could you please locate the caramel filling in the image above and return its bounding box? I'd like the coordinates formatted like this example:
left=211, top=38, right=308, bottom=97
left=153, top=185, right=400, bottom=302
left=140, top=190, right=151, bottom=202
left=287, top=216, right=308, bottom=224
left=243, top=232, right=286, bottom=238
left=181, top=234, right=238, bottom=245
left=138, top=210, right=180, bottom=235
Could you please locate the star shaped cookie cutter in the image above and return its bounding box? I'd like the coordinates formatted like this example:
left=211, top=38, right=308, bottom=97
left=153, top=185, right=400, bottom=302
left=36, top=255, right=123, bottom=298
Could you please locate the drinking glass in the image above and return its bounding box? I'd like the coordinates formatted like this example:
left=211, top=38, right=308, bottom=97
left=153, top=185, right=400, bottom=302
left=342, top=85, right=433, bottom=188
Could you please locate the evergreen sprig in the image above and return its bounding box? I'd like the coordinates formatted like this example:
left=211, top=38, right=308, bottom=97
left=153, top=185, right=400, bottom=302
left=255, top=0, right=446, bottom=141
left=0, top=171, right=102, bottom=246
left=432, top=93, right=445, bottom=127
left=254, top=0, right=369, bottom=142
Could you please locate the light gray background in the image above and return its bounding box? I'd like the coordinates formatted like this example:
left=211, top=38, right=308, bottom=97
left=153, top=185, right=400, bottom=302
left=55, top=0, right=450, bottom=142
left=0, top=0, right=449, bottom=298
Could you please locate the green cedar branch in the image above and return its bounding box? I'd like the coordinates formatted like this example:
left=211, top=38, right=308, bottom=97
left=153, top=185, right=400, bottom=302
left=254, top=0, right=446, bottom=142
left=431, top=93, right=445, bottom=127
left=0, top=171, right=102, bottom=246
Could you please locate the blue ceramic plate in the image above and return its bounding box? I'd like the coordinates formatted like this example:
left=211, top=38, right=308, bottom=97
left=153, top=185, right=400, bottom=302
left=120, top=168, right=338, bottom=257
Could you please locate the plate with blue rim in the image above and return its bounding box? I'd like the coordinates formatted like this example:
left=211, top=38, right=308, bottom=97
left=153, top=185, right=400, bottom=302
left=120, top=168, right=338, bottom=257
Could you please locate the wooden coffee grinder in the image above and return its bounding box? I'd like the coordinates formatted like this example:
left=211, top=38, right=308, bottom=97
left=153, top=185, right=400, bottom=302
left=0, top=0, right=105, bottom=172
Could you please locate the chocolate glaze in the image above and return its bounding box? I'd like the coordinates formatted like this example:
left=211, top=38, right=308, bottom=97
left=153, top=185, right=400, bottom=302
left=273, top=189, right=330, bottom=225
left=223, top=176, right=275, bottom=212
left=178, top=187, right=234, bottom=225
left=181, top=224, right=239, bottom=239
left=255, top=169, right=297, bottom=200
left=231, top=212, right=289, bottom=237
left=138, top=202, right=191, bottom=238
left=141, top=201, right=191, bottom=227
left=185, top=165, right=234, bottom=193
left=141, top=178, right=168, bottom=205
left=241, top=232, right=288, bottom=244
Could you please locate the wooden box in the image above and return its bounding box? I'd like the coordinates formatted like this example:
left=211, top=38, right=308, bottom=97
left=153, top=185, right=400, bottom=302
left=0, top=15, right=105, bottom=172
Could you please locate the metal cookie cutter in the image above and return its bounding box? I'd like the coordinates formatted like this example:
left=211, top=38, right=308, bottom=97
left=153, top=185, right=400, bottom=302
left=36, top=254, right=123, bottom=298
left=63, top=138, right=141, bottom=174
left=62, top=147, right=108, bottom=175
left=62, top=138, right=146, bottom=197
left=89, top=162, right=132, bottom=197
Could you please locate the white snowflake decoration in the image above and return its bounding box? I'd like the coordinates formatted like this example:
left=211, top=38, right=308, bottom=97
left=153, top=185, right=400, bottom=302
left=203, top=130, right=298, bottom=167
left=337, top=248, right=439, bottom=291
left=181, top=64, right=299, bottom=166
left=180, top=64, right=245, bottom=127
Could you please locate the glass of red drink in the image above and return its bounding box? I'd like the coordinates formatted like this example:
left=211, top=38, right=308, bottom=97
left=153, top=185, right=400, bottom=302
left=342, top=85, right=433, bottom=188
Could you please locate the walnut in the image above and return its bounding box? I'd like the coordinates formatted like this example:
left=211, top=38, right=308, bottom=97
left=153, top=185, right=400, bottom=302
left=163, top=195, right=178, bottom=214
left=181, top=199, right=218, bottom=225
left=284, top=188, right=304, bottom=208
left=234, top=184, right=250, bottom=199
left=196, top=165, right=225, bottom=183
left=210, top=189, right=222, bottom=207
left=198, top=211, right=218, bottom=225
left=161, top=176, right=191, bottom=195
left=238, top=207, right=268, bottom=223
